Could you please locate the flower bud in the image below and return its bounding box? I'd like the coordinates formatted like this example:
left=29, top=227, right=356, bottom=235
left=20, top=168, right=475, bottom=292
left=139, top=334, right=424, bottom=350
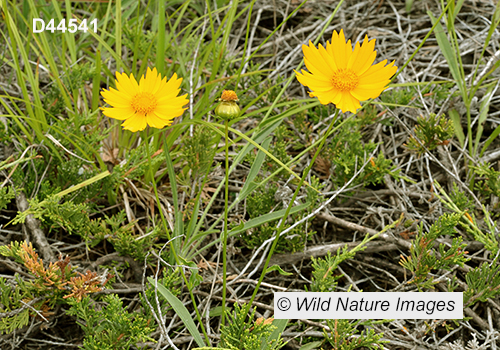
left=215, top=90, right=240, bottom=120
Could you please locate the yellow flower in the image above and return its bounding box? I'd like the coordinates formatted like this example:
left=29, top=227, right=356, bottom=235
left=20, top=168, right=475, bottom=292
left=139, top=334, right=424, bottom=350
left=215, top=90, right=240, bottom=120
left=101, top=67, right=188, bottom=132
left=295, top=29, right=397, bottom=113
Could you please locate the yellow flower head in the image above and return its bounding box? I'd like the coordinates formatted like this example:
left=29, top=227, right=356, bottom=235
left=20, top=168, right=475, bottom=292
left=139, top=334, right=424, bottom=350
left=295, top=30, right=397, bottom=113
left=101, top=67, right=188, bottom=132
left=215, top=90, right=240, bottom=120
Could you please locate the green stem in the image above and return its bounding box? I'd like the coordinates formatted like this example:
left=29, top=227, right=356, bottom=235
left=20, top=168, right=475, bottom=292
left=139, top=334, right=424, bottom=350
left=243, top=109, right=340, bottom=316
left=221, top=119, right=230, bottom=327
left=156, top=0, right=165, bottom=73
left=115, top=0, right=121, bottom=70
left=144, top=130, right=210, bottom=346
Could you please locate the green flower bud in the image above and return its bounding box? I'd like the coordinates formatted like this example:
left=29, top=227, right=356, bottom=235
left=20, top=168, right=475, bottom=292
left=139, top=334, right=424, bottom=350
left=215, top=90, right=240, bottom=120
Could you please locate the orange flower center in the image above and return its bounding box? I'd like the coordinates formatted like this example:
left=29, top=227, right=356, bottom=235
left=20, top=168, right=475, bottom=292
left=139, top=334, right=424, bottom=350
left=131, top=92, right=158, bottom=115
left=331, top=68, right=359, bottom=92
left=220, top=90, right=239, bottom=102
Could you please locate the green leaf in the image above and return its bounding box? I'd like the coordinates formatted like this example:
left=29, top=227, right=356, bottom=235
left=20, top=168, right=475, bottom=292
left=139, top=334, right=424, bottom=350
left=263, top=319, right=288, bottom=350
left=228, top=125, right=319, bottom=193
left=54, top=170, right=110, bottom=198
left=265, top=265, right=292, bottom=276
left=208, top=306, right=223, bottom=317
left=474, top=84, right=496, bottom=155
left=453, top=0, right=466, bottom=19
left=228, top=202, right=310, bottom=236
left=449, top=109, right=464, bottom=147
left=299, top=341, right=323, bottom=350
left=238, top=181, right=259, bottom=201
left=480, top=124, right=500, bottom=157
left=405, top=0, right=413, bottom=13
left=148, top=277, right=206, bottom=347
left=239, top=136, right=272, bottom=197
left=428, top=12, right=465, bottom=98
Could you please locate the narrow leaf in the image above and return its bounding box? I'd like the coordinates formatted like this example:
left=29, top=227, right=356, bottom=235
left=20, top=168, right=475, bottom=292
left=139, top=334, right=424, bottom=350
left=265, top=265, right=292, bottom=276
left=239, top=137, right=272, bottom=197
left=148, top=277, right=206, bottom=347
left=449, top=109, right=464, bottom=148
left=428, top=12, right=465, bottom=97
left=54, top=171, right=110, bottom=198
left=480, top=124, right=500, bottom=158
left=228, top=202, right=310, bottom=236
left=299, top=341, right=323, bottom=350
left=474, top=84, right=497, bottom=155
left=263, top=319, right=288, bottom=350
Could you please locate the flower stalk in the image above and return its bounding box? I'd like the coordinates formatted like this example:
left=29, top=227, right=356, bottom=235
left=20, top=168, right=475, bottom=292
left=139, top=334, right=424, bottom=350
left=222, top=118, right=229, bottom=326
left=214, top=90, right=240, bottom=326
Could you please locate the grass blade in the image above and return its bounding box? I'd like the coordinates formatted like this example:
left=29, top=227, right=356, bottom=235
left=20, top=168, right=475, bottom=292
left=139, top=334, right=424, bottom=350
left=473, top=83, right=497, bottom=156
left=239, top=136, right=271, bottom=197
left=449, top=109, right=464, bottom=148
left=262, top=319, right=288, bottom=350
left=428, top=11, right=465, bottom=98
left=148, top=277, right=206, bottom=347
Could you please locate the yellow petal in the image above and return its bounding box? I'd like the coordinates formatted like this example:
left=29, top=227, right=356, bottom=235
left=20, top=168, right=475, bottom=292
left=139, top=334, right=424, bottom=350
left=101, top=88, right=131, bottom=107
left=302, top=41, right=335, bottom=77
left=138, top=72, right=148, bottom=93
left=331, top=30, right=348, bottom=69
left=347, top=41, right=361, bottom=70
left=116, top=72, right=139, bottom=95
left=154, top=106, right=186, bottom=118
left=304, top=57, right=330, bottom=80
left=156, top=89, right=185, bottom=103
left=147, top=113, right=171, bottom=129
left=155, top=73, right=183, bottom=97
left=295, top=70, right=333, bottom=92
left=144, top=67, right=160, bottom=92
left=151, top=74, right=165, bottom=95
left=351, top=86, right=385, bottom=100
left=102, top=107, right=136, bottom=121
left=121, top=113, right=147, bottom=132
left=152, top=111, right=175, bottom=122
left=311, top=88, right=339, bottom=105
left=157, top=95, right=189, bottom=111
left=317, top=43, right=339, bottom=73
left=359, top=61, right=396, bottom=86
left=352, top=36, right=377, bottom=76
left=336, top=92, right=360, bottom=113
left=343, top=39, right=354, bottom=68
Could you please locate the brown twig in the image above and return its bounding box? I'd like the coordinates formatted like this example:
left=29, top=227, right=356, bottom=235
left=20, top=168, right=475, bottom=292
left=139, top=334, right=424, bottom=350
left=15, top=192, right=56, bottom=263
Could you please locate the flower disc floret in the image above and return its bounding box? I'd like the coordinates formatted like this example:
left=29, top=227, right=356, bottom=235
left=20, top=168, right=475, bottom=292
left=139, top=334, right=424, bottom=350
left=100, top=67, right=188, bottom=132
left=131, top=92, right=158, bottom=115
left=220, top=90, right=239, bottom=102
left=295, top=29, right=397, bottom=113
left=331, top=68, right=359, bottom=92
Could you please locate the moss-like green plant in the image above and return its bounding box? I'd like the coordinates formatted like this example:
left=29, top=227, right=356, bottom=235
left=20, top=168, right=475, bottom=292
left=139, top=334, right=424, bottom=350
left=324, top=319, right=388, bottom=350
left=399, top=213, right=469, bottom=290
left=219, top=303, right=283, bottom=350
left=471, top=162, right=500, bottom=199
left=66, top=294, right=154, bottom=350
left=326, top=117, right=400, bottom=188
left=464, top=258, right=500, bottom=307
left=0, top=242, right=110, bottom=334
left=405, top=113, right=454, bottom=156
left=12, top=195, right=162, bottom=262
left=0, top=186, right=15, bottom=211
